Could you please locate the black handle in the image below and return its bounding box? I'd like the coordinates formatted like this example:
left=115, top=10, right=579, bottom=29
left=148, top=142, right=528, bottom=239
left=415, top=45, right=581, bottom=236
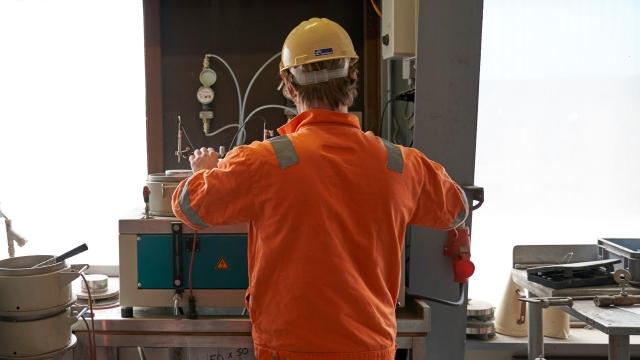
left=55, top=243, right=89, bottom=263
left=463, top=185, right=484, bottom=211
left=171, top=222, right=184, bottom=290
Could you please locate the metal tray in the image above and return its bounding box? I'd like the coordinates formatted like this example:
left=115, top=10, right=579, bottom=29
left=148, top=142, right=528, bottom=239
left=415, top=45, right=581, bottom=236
left=598, top=238, right=640, bottom=282
left=598, top=238, right=640, bottom=259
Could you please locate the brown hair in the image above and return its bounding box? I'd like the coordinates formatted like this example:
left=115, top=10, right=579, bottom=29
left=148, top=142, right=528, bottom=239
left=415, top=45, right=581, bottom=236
left=281, top=59, right=358, bottom=110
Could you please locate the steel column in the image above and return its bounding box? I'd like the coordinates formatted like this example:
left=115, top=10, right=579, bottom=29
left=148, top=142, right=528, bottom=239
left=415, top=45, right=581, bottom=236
left=527, top=301, right=544, bottom=360
left=609, top=334, right=630, bottom=360
left=411, top=0, right=483, bottom=359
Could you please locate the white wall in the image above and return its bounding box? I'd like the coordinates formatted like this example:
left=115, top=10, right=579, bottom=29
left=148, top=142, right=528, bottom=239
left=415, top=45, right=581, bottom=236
left=0, top=0, right=147, bottom=265
left=471, top=0, right=640, bottom=307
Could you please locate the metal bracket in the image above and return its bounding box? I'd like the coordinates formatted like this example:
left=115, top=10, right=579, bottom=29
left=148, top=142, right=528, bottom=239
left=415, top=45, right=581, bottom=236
left=185, top=236, right=200, bottom=253
left=171, top=222, right=184, bottom=292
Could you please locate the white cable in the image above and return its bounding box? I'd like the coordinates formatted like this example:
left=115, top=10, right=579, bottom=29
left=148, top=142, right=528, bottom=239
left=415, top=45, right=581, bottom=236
left=244, top=105, right=297, bottom=129
left=447, top=183, right=470, bottom=230
left=228, top=104, right=297, bottom=150
left=204, top=123, right=240, bottom=137
left=205, top=54, right=243, bottom=135
left=239, top=52, right=282, bottom=145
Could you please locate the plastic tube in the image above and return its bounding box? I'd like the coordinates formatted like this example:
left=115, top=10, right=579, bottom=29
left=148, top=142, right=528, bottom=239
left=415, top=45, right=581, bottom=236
left=204, top=123, right=240, bottom=137
left=205, top=54, right=243, bottom=134
left=238, top=52, right=282, bottom=145
left=204, top=52, right=283, bottom=143
left=228, top=104, right=297, bottom=150
left=244, top=105, right=297, bottom=128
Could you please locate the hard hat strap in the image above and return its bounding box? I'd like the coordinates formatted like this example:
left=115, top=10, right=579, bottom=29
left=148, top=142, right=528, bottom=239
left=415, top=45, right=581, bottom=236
left=289, top=60, right=349, bottom=86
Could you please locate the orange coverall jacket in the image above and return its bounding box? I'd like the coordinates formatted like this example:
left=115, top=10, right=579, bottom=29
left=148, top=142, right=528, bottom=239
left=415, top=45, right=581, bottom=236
left=172, top=109, right=467, bottom=360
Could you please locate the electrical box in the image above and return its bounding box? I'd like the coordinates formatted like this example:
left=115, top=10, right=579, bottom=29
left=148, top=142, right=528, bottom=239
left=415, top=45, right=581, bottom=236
left=381, top=0, right=418, bottom=59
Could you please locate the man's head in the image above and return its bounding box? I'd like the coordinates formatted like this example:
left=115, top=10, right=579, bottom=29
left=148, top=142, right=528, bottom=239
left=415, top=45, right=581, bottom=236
left=280, top=18, right=359, bottom=112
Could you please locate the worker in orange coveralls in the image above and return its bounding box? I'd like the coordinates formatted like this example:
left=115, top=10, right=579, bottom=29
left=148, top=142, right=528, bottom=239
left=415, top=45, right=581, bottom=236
left=172, top=17, right=468, bottom=360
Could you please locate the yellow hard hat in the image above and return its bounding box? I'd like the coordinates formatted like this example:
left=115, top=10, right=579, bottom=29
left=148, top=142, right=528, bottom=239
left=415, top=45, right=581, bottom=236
left=280, top=18, right=358, bottom=73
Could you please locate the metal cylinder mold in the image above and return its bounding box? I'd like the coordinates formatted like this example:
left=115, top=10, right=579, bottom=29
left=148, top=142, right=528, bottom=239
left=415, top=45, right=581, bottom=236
left=0, top=255, right=86, bottom=319
left=146, top=170, right=193, bottom=217
left=0, top=307, right=85, bottom=358
left=0, top=255, right=87, bottom=359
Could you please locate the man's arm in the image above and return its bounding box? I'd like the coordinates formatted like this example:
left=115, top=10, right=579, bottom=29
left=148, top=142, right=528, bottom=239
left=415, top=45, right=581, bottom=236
left=171, top=147, right=258, bottom=230
left=408, top=151, right=469, bottom=229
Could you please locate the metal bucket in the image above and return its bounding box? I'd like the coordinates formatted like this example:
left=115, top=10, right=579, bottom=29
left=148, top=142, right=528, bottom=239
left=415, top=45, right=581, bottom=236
left=0, top=306, right=85, bottom=358
left=0, top=255, right=87, bottom=319
left=146, top=170, right=192, bottom=217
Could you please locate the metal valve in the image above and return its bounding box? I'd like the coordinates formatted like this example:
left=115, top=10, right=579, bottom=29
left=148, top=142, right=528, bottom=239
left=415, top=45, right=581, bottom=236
left=614, top=269, right=631, bottom=295
left=594, top=269, right=640, bottom=307
left=143, top=186, right=151, bottom=219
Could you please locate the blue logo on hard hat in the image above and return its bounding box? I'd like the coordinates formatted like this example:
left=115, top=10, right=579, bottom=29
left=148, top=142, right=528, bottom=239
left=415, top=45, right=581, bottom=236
left=314, top=48, right=334, bottom=56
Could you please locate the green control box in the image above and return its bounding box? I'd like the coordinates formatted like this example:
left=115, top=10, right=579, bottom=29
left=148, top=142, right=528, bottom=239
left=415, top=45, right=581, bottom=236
left=136, top=234, right=248, bottom=289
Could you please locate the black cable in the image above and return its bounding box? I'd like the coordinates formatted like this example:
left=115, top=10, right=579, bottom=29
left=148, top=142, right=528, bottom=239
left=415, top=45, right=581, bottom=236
left=228, top=115, right=268, bottom=152
left=379, top=88, right=415, bottom=138
left=378, top=98, right=394, bottom=136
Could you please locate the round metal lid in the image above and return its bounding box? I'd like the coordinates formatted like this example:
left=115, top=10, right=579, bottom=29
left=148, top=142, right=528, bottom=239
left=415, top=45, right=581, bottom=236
left=165, top=169, right=193, bottom=177
left=0, top=298, right=76, bottom=321
left=0, top=255, right=65, bottom=276
left=80, top=274, right=109, bottom=294
left=147, top=169, right=192, bottom=183
left=466, top=325, right=496, bottom=335
left=467, top=299, right=495, bottom=317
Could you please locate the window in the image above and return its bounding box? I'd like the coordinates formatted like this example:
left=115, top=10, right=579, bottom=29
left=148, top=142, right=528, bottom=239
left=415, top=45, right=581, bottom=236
left=0, top=0, right=147, bottom=265
left=472, top=0, right=640, bottom=305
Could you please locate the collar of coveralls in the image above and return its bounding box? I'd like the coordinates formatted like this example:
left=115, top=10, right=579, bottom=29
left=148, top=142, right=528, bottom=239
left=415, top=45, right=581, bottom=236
left=277, top=108, right=361, bottom=135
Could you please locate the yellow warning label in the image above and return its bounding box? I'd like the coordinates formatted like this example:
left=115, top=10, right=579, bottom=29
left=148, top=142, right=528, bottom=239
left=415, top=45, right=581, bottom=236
left=215, top=258, right=229, bottom=270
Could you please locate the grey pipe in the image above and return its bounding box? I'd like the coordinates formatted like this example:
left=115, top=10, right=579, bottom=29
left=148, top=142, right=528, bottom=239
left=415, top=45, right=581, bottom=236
left=528, top=300, right=544, bottom=360
left=137, top=346, right=147, bottom=360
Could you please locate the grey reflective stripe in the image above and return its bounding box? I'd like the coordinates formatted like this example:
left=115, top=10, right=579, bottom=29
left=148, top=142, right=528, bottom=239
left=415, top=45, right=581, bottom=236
left=269, top=136, right=299, bottom=169
left=178, top=178, right=208, bottom=229
left=381, top=139, right=404, bottom=173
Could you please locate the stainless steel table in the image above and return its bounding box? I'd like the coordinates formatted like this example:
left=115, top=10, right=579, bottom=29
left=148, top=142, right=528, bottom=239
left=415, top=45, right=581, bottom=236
left=72, top=297, right=430, bottom=359
left=513, top=269, right=640, bottom=360
left=566, top=300, right=640, bottom=360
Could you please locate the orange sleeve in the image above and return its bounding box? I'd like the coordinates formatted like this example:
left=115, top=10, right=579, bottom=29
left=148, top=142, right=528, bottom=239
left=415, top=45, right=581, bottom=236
left=171, top=146, right=259, bottom=230
left=408, top=151, right=468, bottom=229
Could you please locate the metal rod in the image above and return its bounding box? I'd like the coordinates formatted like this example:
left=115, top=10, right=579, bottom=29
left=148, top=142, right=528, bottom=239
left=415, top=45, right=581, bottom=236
left=609, top=334, right=630, bottom=360
left=528, top=300, right=544, bottom=360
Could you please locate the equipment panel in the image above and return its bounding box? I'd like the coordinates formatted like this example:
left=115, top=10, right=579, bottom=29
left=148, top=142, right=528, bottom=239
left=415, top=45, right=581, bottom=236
left=137, top=234, right=248, bottom=290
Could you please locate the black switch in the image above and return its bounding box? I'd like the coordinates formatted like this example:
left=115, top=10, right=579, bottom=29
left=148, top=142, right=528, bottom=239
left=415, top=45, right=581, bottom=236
left=382, top=34, right=390, bottom=46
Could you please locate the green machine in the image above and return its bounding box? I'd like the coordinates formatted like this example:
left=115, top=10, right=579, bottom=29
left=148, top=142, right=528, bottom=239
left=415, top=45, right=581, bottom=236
left=119, top=217, right=248, bottom=318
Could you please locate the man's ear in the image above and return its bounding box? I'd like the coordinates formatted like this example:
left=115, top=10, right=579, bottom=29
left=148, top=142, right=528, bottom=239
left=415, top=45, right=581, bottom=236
left=285, top=83, right=298, bottom=101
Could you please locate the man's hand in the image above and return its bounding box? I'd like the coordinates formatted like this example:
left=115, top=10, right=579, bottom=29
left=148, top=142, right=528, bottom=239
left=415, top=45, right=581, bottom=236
left=190, top=147, right=219, bottom=172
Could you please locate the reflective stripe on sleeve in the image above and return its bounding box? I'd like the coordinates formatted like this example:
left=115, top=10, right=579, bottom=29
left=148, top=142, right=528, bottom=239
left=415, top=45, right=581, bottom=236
left=178, top=177, right=209, bottom=229
left=269, top=136, right=299, bottom=169
left=381, top=139, right=404, bottom=173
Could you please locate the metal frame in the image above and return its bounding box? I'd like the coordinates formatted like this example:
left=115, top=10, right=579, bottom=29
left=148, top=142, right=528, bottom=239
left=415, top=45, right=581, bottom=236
left=410, top=0, right=484, bottom=359
left=72, top=298, right=430, bottom=359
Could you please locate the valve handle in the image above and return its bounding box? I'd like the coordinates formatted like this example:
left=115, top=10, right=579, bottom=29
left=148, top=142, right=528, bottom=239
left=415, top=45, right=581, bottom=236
left=143, top=186, right=151, bottom=203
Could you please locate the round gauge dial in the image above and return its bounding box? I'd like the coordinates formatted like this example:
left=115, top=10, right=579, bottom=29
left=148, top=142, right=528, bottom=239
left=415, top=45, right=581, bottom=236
left=197, top=86, right=215, bottom=104
left=199, top=68, right=217, bottom=87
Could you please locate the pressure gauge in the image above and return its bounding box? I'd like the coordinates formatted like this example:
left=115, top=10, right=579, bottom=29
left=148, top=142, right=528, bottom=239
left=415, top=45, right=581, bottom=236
left=199, top=68, right=217, bottom=87
left=197, top=86, right=215, bottom=104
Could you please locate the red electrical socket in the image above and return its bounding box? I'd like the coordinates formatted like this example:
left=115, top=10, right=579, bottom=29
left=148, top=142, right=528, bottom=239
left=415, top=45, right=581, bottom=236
left=443, top=227, right=475, bottom=283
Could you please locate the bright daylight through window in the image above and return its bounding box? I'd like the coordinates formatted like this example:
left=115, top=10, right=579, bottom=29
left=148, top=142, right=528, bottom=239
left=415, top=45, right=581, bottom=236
left=0, top=0, right=147, bottom=265
left=472, top=0, right=640, bottom=306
